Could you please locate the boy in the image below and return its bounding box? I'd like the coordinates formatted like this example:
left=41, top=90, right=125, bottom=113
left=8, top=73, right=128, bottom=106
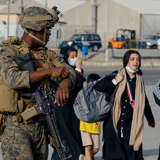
left=80, top=73, right=101, bottom=160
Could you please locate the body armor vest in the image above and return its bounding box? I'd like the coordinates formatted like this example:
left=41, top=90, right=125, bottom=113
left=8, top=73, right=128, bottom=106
left=0, top=38, right=57, bottom=113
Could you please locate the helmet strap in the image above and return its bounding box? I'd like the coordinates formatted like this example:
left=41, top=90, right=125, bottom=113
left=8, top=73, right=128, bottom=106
left=24, top=29, right=46, bottom=46
left=43, top=27, right=47, bottom=44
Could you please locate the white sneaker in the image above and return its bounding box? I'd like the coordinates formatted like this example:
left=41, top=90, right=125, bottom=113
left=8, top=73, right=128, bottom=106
left=79, top=154, right=85, bottom=160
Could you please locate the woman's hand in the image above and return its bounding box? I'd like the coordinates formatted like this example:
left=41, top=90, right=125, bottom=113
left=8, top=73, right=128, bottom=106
left=115, top=72, right=124, bottom=84
left=76, top=56, right=82, bottom=69
left=148, top=122, right=155, bottom=128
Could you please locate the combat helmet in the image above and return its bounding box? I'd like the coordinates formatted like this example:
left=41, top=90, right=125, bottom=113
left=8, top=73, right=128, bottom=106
left=19, top=6, right=60, bottom=31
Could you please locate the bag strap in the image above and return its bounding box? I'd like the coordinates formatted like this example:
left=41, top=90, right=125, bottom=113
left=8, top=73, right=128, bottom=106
left=126, top=81, right=135, bottom=108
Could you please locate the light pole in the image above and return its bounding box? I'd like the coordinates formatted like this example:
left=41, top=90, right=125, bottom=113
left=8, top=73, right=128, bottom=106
left=7, top=0, right=11, bottom=40
left=20, top=0, right=24, bottom=14
left=91, top=0, right=97, bottom=33
left=45, top=0, right=48, bottom=8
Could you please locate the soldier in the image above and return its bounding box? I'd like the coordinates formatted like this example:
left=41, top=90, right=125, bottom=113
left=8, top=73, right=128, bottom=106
left=0, top=6, right=76, bottom=160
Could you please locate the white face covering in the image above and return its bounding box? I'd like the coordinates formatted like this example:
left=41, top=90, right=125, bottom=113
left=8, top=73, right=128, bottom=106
left=69, top=57, right=77, bottom=66
left=125, top=65, right=139, bottom=74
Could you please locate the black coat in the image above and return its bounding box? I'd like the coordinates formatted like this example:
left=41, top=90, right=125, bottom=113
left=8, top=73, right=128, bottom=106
left=94, top=72, right=155, bottom=160
left=51, top=72, right=86, bottom=160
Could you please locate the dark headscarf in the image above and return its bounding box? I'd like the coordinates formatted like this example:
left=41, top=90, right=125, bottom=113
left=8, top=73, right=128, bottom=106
left=60, top=47, right=77, bottom=64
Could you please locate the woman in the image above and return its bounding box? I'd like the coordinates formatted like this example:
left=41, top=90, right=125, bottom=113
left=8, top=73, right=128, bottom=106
left=52, top=47, right=85, bottom=160
left=94, top=50, right=155, bottom=160
left=62, top=47, right=83, bottom=74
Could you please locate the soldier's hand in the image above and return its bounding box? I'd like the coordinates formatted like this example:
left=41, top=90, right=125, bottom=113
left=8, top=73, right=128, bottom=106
left=55, top=87, right=69, bottom=106
left=50, top=67, right=69, bottom=79
left=54, top=78, right=72, bottom=106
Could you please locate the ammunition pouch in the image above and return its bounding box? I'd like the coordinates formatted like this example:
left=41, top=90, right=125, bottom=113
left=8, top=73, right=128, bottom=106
left=0, top=77, right=19, bottom=112
left=0, top=113, right=7, bottom=141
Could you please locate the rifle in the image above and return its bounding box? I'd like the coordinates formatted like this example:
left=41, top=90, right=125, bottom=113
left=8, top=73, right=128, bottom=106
left=33, top=85, right=72, bottom=160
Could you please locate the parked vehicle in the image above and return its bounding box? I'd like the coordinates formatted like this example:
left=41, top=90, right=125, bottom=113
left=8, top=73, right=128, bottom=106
left=157, top=39, right=160, bottom=49
left=59, top=33, right=102, bottom=51
left=108, top=28, right=147, bottom=49
left=141, top=34, right=160, bottom=49
left=108, top=28, right=136, bottom=49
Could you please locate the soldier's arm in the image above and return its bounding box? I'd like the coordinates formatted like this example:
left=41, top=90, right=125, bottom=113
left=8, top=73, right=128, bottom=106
left=0, top=47, right=71, bottom=89
left=0, top=47, right=30, bottom=89
left=29, top=67, right=69, bottom=84
left=50, top=51, right=76, bottom=88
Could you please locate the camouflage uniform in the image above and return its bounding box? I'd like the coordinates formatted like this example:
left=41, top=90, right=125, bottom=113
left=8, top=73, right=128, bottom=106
left=0, top=7, right=76, bottom=160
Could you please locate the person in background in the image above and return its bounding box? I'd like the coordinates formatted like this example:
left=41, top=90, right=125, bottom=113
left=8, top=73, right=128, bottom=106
left=52, top=47, right=85, bottom=160
left=81, top=40, right=89, bottom=60
left=80, top=73, right=101, bottom=160
left=62, top=47, right=83, bottom=74
left=94, top=50, right=155, bottom=160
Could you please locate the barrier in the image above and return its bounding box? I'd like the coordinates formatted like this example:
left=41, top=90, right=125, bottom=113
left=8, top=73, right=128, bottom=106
left=106, top=49, right=160, bottom=59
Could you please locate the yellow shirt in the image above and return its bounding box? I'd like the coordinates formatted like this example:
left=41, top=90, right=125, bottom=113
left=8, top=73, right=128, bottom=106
left=80, top=121, right=101, bottom=134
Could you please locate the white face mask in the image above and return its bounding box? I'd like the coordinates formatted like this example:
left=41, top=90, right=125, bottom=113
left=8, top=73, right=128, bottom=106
left=69, top=57, right=77, bottom=66
left=125, top=65, right=138, bottom=74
